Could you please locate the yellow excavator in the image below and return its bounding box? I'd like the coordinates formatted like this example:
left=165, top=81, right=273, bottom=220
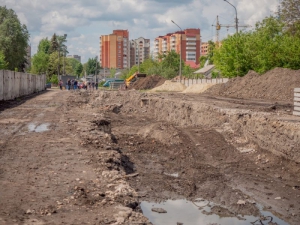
left=125, top=72, right=146, bottom=87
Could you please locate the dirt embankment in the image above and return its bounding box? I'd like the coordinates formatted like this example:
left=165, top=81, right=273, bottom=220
left=205, top=68, right=300, bottom=102
left=88, top=90, right=300, bottom=224
left=93, top=91, right=300, bottom=163
left=130, top=75, right=166, bottom=90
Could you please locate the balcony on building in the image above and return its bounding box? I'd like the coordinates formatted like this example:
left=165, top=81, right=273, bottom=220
left=186, top=37, right=197, bottom=41
left=186, top=46, right=197, bottom=50
left=187, top=42, right=197, bottom=46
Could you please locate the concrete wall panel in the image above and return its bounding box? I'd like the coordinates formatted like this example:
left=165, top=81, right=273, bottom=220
left=0, top=70, right=46, bottom=101
left=0, top=70, right=3, bottom=100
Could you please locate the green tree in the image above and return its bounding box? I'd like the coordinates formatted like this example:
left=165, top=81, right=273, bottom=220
left=207, top=40, right=216, bottom=64
left=31, top=51, right=49, bottom=74
left=86, top=57, right=100, bottom=75
left=280, top=0, right=300, bottom=35
left=75, top=63, right=83, bottom=77
left=0, top=6, right=29, bottom=71
left=67, top=58, right=81, bottom=75
left=212, top=16, right=300, bottom=77
left=47, top=52, right=61, bottom=77
left=0, top=51, right=8, bottom=69
left=198, top=56, right=207, bottom=68
left=49, top=33, right=59, bottom=54
left=37, top=38, right=51, bottom=54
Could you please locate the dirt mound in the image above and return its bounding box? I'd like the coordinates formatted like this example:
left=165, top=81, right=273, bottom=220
left=182, top=83, right=216, bottom=93
left=205, top=68, right=300, bottom=102
left=130, top=75, right=166, bottom=90
left=150, top=80, right=187, bottom=92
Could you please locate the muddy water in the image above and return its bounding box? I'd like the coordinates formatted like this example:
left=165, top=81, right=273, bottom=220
left=141, top=199, right=289, bottom=225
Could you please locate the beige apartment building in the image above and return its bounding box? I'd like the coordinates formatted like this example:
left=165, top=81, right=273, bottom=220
left=201, top=42, right=209, bottom=57
left=130, top=37, right=150, bottom=68
left=154, top=28, right=201, bottom=65
left=100, top=30, right=130, bottom=69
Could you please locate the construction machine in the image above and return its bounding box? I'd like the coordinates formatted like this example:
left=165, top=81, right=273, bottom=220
left=125, top=72, right=146, bottom=87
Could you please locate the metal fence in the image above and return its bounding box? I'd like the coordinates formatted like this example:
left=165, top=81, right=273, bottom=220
left=0, top=70, right=46, bottom=101
left=109, top=82, right=125, bottom=90
left=294, top=88, right=300, bottom=116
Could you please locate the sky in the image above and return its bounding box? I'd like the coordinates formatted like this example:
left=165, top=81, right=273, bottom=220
left=1, top=0, right=279, bottom=63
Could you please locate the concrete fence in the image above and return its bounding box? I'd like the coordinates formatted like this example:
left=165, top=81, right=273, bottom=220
left=294, top=88, right=300, bottom=116
left=0, top=70, right=46, bottom=101
left=178, top=78, right=229, bottom=86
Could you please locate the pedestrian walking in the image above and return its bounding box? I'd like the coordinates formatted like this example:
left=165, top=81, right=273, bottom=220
left=67, top=79, right=71, bottom=90
left=59, top=79, right=63, bottom=90
left=71, top=79, right=74, bottom=90
left=88, top=81, right=91, bottom=91
left=92, top=81, right=95, bottom=91
left=74, top=80, right=78, bottom=90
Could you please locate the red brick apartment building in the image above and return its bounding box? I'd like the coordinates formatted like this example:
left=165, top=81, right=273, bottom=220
left=100, top=30, right=130, bottom=69
left=154, top=28, right=201, bottom=67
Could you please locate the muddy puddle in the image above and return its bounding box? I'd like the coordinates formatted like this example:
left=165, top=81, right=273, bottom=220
left=28, top=123, right=50, bottom=132
left=141, top=199, right=289, bottom=225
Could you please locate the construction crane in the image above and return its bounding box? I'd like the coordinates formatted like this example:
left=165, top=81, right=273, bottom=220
left=212, top=15, right=251, bottom=45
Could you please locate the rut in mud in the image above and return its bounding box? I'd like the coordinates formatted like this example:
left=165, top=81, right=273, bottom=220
left=0, top=89, right=299, bottom=225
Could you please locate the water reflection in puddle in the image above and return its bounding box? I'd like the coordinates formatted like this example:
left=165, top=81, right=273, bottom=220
left=141, top=199, right=289, bottom=225
left=28, top=123, right=50, bottom=133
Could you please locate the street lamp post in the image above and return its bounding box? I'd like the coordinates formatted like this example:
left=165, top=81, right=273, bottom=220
left=224, top=0, right=238, bottom=34
left=171, top=20, right=182, bottom=82
left=137, top=42, right=140, bottom=73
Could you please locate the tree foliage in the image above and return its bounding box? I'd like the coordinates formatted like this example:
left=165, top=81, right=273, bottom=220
left=31, top=51, right=49, bottom=74
left=280, top=0, right=300, bottom=36
left=0, top=6, right=29, bottom=71
left=0, top=51, right=8, bottom=69
left=213, top=16, right=300, bottom=77
left=85, top=57, right=100, bottom=75
left=38, top=38, right=51, bottom=54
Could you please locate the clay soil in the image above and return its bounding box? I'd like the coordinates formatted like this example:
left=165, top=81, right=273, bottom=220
left=205, top=68, right=300, bottom=103
left=130, top=75, right=166, bottom=90
left=0, top=88, right=300, bottom=225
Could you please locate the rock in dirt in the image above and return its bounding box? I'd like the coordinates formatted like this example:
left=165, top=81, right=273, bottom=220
left=237, top=200, right=246, bottom=205
left=151, top=208, right=167, bottom=213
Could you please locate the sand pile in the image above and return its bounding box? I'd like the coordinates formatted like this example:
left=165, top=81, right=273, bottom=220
left=205, top=68, right=300, bottom=102
left=182, top=83, right=216, bottom=93
left=130, top=75, right=166, bottom=90
left=149, top=80, right=187, bottom=92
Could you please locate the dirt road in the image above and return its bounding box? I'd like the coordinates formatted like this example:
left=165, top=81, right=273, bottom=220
left=0, top=89, right=299, bottom=225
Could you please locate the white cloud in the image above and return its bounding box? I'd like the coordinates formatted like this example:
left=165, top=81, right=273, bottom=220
left=2, top=0, right=279, bottom=63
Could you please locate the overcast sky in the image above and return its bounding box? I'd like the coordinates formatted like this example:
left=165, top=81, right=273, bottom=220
left=1, top=0, right=278, bottom=63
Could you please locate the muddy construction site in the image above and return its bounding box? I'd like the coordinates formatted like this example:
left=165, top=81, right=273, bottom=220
left=0, top=68, right=300, bottom=225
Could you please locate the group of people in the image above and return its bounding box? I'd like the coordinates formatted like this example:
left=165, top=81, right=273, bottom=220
left=58, top=79, right=98, bottom=91
left=59, top=79, right=78, bottom=90
left=80, top=80, right=99, bottom=91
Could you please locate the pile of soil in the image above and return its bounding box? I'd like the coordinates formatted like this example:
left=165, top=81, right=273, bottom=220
left=130, top=75, right=166, bottom=90
left=205, top=68, right=300, bottom=102
left=150, top=80, right=187, bottom=92
left=182, top=83, right=216, bottom=93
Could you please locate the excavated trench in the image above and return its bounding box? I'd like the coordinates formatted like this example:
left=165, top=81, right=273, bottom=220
left=85, top=90, right=300, bottom=225
left=94, top=90, right=300, bottom=163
